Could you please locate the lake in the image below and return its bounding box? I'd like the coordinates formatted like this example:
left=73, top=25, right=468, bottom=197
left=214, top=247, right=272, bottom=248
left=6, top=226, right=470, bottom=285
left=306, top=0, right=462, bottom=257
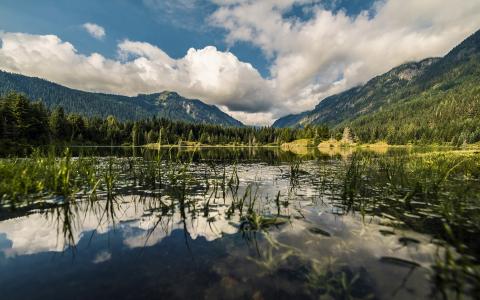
left=0, top=146, right=479, bottom=299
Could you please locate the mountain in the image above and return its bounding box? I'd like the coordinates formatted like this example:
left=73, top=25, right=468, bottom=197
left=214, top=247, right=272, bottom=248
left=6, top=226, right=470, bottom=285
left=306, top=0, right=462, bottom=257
left=0, top=71, right=243, bottom=127
left=273, top=29, right=480, bottom=144
left=273, top=57, right=439, bottom=128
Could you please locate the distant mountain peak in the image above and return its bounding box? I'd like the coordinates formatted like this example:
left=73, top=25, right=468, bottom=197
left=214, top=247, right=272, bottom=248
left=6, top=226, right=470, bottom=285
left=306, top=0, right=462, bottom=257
left=390, top=57, right=440, bottom=81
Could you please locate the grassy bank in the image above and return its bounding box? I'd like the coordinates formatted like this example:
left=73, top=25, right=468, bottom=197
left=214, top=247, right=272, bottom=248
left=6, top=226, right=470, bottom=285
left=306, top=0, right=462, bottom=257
left=143, top=141, right=280, bottom=149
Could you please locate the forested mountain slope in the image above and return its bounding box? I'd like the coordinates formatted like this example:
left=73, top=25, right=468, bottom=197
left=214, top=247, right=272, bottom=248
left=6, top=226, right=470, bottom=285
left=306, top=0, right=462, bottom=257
left=0, top=71, right=243, bottom=127
left=274, top=57, right=440, bottom=127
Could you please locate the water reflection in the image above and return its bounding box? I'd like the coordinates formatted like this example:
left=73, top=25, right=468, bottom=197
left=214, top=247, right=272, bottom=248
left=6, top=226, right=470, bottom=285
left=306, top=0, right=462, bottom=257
left=0, top=147, right=479, bottom=299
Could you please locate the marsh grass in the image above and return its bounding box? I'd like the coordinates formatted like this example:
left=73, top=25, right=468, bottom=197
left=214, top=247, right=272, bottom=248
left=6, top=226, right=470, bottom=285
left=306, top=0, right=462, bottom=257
left=326, top=151, right=480, bottom=297
left=0, top=148, right=96, bottom=208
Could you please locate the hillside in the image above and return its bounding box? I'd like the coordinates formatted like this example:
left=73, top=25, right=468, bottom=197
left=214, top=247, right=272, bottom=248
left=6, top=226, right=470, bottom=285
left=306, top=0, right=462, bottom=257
left=0, top=71, right=243, bottom=127
left=273, top=29, right=480, bottom=144
left=273, top=57, right=440, bottom=128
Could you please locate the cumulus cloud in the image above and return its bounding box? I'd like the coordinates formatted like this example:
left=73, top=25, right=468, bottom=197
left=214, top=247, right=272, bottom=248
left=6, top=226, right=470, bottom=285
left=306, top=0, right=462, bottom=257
left=82, top=22, right=106, bottom=40
left=219, top=108, right=277, bottom=127
left=0, top=32, right=276, bottom=122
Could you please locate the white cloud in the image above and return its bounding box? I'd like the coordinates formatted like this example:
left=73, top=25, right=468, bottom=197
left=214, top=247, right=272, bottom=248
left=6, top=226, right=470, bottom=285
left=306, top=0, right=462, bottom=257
left=220, top=108, right=277, bottom=127
left=0, top=32, right=277, bottom=124
left=82, top=22, right=106, bottom=40
left=210, top=0, right=480, bottom=119
left=1, top=0, right=480, bottom=125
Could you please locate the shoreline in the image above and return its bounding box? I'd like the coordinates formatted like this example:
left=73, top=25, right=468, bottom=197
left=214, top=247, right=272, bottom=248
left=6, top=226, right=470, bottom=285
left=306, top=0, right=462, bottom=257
left=140, top=141, right=480, bottom=150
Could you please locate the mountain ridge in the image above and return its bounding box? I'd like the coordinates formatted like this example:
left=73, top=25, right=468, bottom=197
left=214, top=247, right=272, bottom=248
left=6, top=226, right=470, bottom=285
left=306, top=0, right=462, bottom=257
left=0, top=70, right=243, bottom=127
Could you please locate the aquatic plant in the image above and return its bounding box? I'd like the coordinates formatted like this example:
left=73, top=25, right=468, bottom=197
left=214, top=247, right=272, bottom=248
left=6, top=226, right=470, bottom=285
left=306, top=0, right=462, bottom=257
left=239, top=211, right=288, bottom=232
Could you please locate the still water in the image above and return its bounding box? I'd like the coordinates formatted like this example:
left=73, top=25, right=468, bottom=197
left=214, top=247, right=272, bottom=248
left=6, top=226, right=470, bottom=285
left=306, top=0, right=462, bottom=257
left=0, top=147, right=479, bottom=299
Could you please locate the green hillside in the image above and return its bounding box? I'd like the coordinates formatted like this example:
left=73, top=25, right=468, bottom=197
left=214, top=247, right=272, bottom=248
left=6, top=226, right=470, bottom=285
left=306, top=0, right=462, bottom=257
left=273, top=58, right=439, bottom=127
left=0, top=71, right=243, bottom=127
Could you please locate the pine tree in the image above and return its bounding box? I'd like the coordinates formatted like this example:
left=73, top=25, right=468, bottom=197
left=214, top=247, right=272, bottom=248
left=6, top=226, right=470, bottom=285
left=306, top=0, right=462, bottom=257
left=49, top=107, right=68, bottom=140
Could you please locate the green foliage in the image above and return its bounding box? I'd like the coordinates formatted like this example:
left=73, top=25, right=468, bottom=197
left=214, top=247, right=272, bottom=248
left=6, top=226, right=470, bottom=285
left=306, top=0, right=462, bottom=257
left=0, top=92, right=330, bottom=154
left=0, top=149, right=100, bottom=208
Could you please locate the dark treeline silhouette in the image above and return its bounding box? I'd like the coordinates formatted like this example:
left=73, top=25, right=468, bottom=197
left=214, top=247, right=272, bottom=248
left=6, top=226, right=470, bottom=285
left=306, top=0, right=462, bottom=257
left=0, top=93, right=330, bottom=153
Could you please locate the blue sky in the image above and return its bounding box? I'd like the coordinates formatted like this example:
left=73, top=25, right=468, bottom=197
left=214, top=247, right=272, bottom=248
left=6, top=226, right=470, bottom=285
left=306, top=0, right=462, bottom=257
left=0, top=0, right=479, bottom=124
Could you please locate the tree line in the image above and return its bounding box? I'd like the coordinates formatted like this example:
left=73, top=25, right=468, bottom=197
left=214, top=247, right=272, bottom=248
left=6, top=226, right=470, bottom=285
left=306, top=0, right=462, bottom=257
left=0, top=93, right=330, bottom=154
